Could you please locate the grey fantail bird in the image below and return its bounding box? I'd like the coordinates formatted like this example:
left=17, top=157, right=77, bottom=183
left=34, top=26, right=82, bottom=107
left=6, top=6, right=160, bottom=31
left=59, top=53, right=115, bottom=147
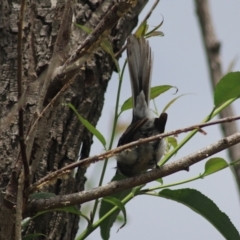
left=116, top=35, right=168, bottom=177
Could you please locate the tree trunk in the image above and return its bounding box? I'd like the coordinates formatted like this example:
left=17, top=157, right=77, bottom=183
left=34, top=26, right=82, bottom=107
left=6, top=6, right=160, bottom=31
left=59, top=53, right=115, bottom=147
left=0, top=0, right=147, bottom=239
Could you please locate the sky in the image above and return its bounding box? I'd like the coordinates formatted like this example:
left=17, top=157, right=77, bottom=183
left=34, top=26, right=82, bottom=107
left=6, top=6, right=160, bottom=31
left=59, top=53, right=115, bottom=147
left=78, top=1, right=240, bottom=239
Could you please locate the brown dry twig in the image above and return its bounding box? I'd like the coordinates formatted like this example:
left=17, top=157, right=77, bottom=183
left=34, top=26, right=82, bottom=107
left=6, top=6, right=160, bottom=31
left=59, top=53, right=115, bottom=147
left=62, top=0, right=137, bottom=73
left=115, top=0, right=160, bottom=58
left=28, top=115, right=240, bottom=193
left=27, top=131, right=240, bottom=213
left=17, top=0, right=30, bottom=190
left=15, top=172, right=24, bottom=240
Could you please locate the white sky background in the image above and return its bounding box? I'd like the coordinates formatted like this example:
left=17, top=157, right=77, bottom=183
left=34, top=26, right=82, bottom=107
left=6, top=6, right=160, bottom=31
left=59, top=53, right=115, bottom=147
left=79, top=1, right=240, bottom=239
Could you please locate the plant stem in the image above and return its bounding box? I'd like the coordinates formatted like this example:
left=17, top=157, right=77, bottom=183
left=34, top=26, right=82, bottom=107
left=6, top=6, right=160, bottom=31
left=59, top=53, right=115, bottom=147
left=91, top=60, right=128, bottom=221
left=143, top=175, right=202, bottom=192
left=77, top=192, right=133, bottom=240
left=159, top=98, right=237, bottom=166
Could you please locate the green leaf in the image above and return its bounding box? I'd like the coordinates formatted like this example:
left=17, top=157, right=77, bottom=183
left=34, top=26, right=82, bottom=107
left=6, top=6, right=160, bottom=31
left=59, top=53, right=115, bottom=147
left=230, top=159, right=240, bottom=166
left=162, top=94, right=187, bottom=113
left=99, top=174, right=130, bottom=240
left=67, top=103, right=106, bottom=147
left=203, top=158, right=229, bottom=177
left=61, top=206, right=91, bottom=226
left=158, top=188, right=240, bottom=240
left=135, top=21, right=148, bottom=37
left=150, top=85, right=176, bottom=100
left=61, top=206, right=91, bottom=224
left=120, top=97, right=132, bottom=113
left=35, top=205, right=86, bottom=218
left=75, top=23, right=92, bottom=34
left=101, top=40, right=120, bottom=72
left=23, top=233, right=47, bottom=240
left=167, top=137, right=178, bottom=149
left=121, top=85, right=175, bottom=113
left=145, top=19, right=164, bottom=38
left=61, top=206, right=80, bottom=215
left=145, top=31, right=164, bottom=38
left=214, top=72, right=240, bottom=107
left=24, top=206, right=91, bottom=232
left=103, top=196, right=127, bottom=231
left=131, top=184, right=145, bottom=196
left=155, top=178, right=163, bottom=185
left=116, top=214, right=124, bottom=224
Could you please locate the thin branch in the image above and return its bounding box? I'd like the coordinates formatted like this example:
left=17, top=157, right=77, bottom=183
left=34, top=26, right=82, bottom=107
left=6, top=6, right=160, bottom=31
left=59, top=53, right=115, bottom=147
left=141, top=0, right=160, bottom=24
left=27, top=131, right=240, bottom=213
left=195, top=0, right=240, bottom=190
left=115, top=0, right=160, bottom=58
left=17, top=0, right=29, bottom=190
left=62, top=0, right=136, bottom=71
left=28, top=115, right=240, bottom=193
left=15, top=172, right=24, bottom=240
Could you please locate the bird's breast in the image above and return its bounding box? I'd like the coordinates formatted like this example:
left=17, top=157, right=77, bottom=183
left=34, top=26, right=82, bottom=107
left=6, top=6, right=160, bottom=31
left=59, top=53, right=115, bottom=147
left=116, top=139, right=165, bottom=176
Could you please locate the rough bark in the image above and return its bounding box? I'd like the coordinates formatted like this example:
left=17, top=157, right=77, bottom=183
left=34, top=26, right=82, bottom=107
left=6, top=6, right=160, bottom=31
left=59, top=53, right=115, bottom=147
left=0, top=0, right=147, bottom=239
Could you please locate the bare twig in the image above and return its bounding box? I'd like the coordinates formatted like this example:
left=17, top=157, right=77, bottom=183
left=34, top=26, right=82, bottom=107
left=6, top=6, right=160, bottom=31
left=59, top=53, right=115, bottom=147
left=115, top=0, right=160, bottom=58
left=62, top=0, right=136, bottom=71
left=15, top=172, right=24, bottom=240
left=195, top=0, right=240, bottom=191
left=141, top=0, right=160, bottom=24
left=17, top=0, right=29, bottom=190
left=28, top=115, right=240, bottom=193
left=27, top=131, right=240, bottom=213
